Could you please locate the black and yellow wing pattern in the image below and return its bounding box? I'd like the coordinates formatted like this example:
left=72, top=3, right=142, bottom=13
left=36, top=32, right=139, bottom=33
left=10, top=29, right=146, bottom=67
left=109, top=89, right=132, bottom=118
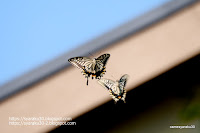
left=98, top=74, right=129, bottom=103
left=68, top=54, right=110, bottom=85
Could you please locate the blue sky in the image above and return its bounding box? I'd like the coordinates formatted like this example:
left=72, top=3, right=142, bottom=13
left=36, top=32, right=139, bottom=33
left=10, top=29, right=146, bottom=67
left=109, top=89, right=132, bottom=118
left=0, top=0, right=171, bottom=86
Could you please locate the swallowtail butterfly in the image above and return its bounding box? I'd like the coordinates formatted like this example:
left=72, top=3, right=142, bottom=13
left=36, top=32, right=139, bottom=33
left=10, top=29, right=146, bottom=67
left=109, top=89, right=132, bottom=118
left=68, top=54, right=110, bottom=85
left=98, top=74, right=129, bottom=103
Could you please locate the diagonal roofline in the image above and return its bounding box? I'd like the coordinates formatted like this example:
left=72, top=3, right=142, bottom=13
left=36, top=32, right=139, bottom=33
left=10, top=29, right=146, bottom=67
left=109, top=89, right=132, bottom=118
left=0, top=0, right=197, bottom=102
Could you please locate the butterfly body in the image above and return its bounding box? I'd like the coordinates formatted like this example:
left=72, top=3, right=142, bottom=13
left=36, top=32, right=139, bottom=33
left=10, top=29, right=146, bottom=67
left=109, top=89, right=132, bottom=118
left=68, top=54, right=110, bottom=85
left=98, top=74, right=129, bottom=103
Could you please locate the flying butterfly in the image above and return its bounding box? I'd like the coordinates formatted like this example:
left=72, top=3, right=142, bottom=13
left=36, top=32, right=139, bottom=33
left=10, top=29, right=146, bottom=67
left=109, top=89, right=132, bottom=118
left=97, top=74, right=129, bottom=103
left=68, top=54, right=110, bottom=85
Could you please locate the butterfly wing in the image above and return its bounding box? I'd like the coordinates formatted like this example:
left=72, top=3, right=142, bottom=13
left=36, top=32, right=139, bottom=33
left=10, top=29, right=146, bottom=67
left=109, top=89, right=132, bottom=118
left=118, top=74, right=129, bottom=102
left=97, top=78, right=116, bottom=90
left=98, top=78, right=124, bottom=103
left=68, top=57, right=94, bottom=70
left=95, top=54, right=110, bottom=72
left=68, top=54, right=110, bottom=85
left=119, top=74, right=129, bottom=90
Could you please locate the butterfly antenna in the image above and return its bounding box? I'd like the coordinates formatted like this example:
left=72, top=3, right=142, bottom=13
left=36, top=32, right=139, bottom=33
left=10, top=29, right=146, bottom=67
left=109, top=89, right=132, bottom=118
left=88, top=52, right=94, bottom=58
left=111, top=75, right=117, bottom=81
left=97, top=50, right=102, bottom=56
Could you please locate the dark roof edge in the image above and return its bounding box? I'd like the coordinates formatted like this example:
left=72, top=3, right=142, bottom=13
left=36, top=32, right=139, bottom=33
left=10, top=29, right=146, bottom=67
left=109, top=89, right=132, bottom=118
left=0, top=0, right=197, bottom=102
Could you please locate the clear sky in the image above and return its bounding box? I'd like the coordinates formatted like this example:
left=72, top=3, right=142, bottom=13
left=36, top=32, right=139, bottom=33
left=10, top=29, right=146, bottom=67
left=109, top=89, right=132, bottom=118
left=0, top=0, right=171, bottom=86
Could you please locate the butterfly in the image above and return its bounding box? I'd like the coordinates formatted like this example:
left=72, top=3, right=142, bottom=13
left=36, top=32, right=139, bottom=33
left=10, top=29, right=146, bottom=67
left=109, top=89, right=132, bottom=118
left=98, top=74, right=129, bottom=103
left=68, top=54, right=110, bottom=85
